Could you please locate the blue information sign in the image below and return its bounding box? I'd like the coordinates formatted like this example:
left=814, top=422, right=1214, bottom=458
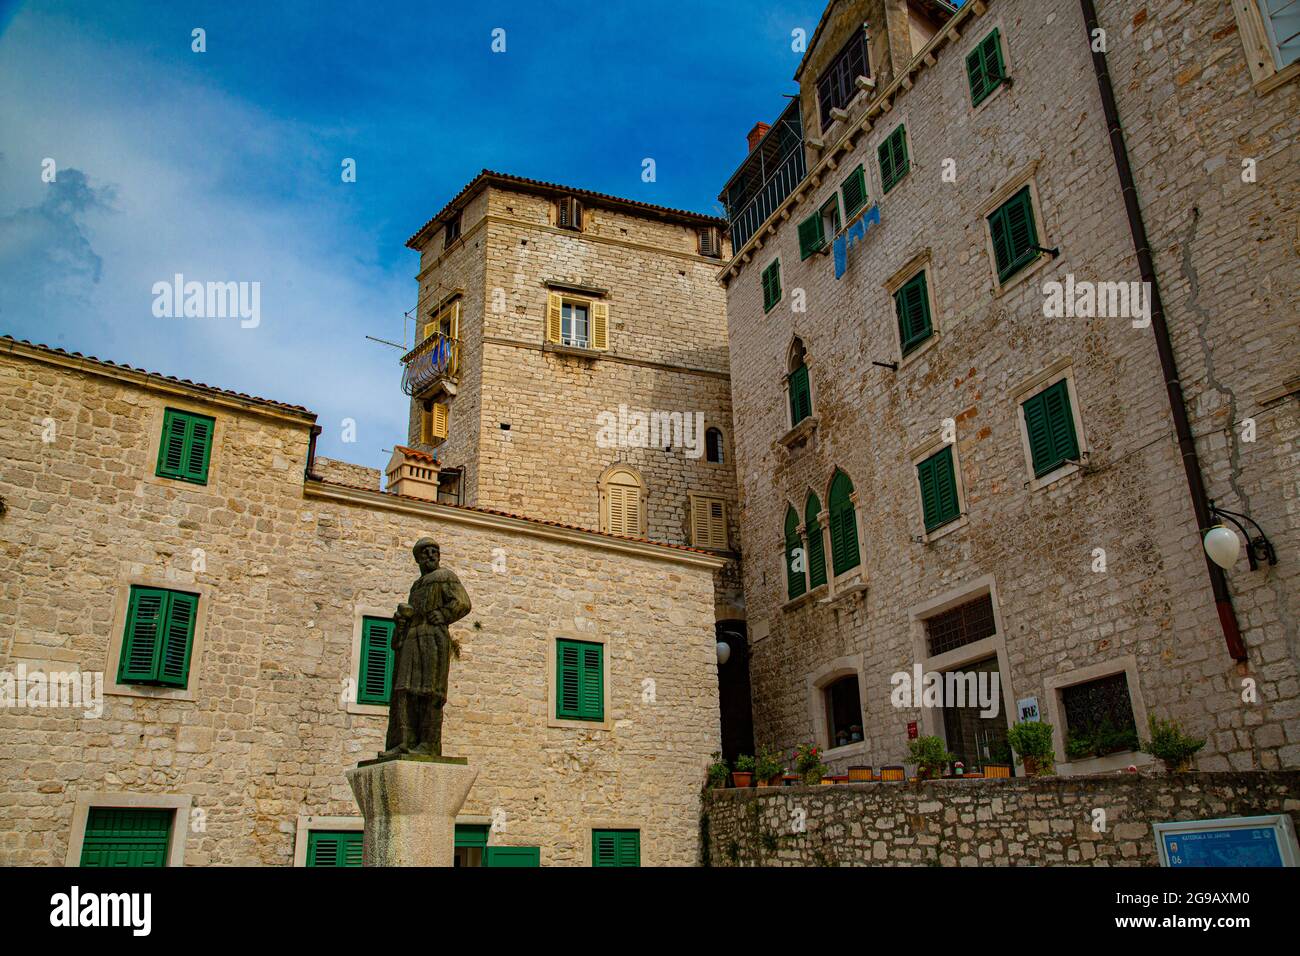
left=1154, top=815, right=1298, bottom=867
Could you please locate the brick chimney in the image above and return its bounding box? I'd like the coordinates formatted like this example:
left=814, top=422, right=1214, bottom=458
left=746, top=122, right=771, bottom=153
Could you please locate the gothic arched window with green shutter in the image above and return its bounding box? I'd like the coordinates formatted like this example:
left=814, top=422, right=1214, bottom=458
left=556, top=638, right=603, bottom=721
left=118, top=586, right=198, bottom=688
left=156, top=408, right=215, bottom=484
left=785, top=505, right=805, bottom=600
left=805, top=493, right=828, bottom=589
left=827, top=470, right=860, bottom=576
left=592, top=829, right=640, bottom=867
left=787, top=338, right=812, bottom=428
left=358, top=616, right=396, bottom=705
left=894, top=270, right=933, bottom=355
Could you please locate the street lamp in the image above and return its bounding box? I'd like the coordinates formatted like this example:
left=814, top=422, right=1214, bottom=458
left=1203, top=502, right=1277, bottom=571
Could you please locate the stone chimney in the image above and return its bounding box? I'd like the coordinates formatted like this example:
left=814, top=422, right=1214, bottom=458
left=746, top=122, right=771, bottom=152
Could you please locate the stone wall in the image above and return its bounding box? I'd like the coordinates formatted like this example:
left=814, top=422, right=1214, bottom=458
left=312, top=457, right=380, bottom=491
left=721, top=0, right=1298, bottom=778
left=704, top=771, right=1300, bottom=866
left=0, top=343, right=723, bottom=866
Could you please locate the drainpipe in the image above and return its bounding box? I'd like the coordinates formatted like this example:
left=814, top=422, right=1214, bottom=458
left=304, top=424, right=323, bottom=482
left=1078, top=0, right=1247, bottom=662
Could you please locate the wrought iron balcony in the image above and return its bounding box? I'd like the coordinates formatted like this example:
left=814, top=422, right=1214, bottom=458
left=720, top=99, right=807, bottom=252
left=400, top=332, right=461, bottom=398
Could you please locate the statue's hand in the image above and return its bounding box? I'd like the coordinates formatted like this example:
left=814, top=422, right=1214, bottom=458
left=395, top=603, right=415, bottom=619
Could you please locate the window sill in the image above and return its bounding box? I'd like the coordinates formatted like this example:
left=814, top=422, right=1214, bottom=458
left=1058, top=750, right=1152, bottom=776
left=970, top=78, right=1011, bottom=116
left=1254, top=60, right=1300, bottom=96
left=776, top=416, right=818, bottom=450
left=920, top=513, right=968, bottom=544
left=347, top=700, right=389, bottom=717
left=547, top=715, right=613, bottom=732
left=782, top=583, right=828, bottom=612
left=898, top=332, right=939, bottom=370
left=824, top=573, right=867, bottom=605
left=544, top=343, right=603, bottom=360
left=823, top=740, right=869, bottom=764
left=1025, top=458, right=1086, bottom=493
left=992, top=250, right=1054, bottom=298
left=106, top=682, right=197, bottom=703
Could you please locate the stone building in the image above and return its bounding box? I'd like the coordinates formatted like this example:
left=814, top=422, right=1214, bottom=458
left=0, top=337, right=724, bottom=866
left=718, top=0, right=1298, bottom=776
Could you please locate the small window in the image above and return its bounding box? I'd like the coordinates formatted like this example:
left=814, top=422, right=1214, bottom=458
left=358, top=616, right=396, bottom=706
left=690, top=495, right=728, bottom=550
left=556, top=638, right=603, bottom=721
left=987, top=186, right=1040, bottom=283
left=306, top=830, right=363, bottom=867
left=823, top=675, right=863, bottom=749
left=421, top=403, right=449, bottom=445
left=816, top=27, right=871, bottom=130
left=894, top=270, right=933, bottom=355
left=821, top=196, right=842, bottom=237
left=545, top=293, right=608, bottom=350
left=827, top=470, right=859, bottom=576
left=925, top=594, right=996, bottom=657
left=80, top=807, right=174, bottom=867
left=878, top=125, right=909, bottom=194
left=156, top=408, right=215, bottom=484
left=118, top=586, right=198, bottom=688
left=592, top=829, right=640, bottom=867
left=1061, top=673, right=1140, bottom=760
left=787, top=339, right=812, bottom=427
left=421, top=299, right=461, bottom=344
left=1021, top=379, right=1080, bottom=477
left=784, top=505, right=806, bottom=600
left=601, top=467, right=643, bottom=536
left=454, top=824, right=489, bottom=867
left=699, top=226, right=722, bottom=258
left=797, top=212, right=826, bottom=260
left=966, top=28, right=1009, bottom=106
left=557, top=195, right=583, bottom=230
left=443, top=213, right=462, bottom=248
left=761, top=260, right=782, bottom=312
left=917, top=445, right=960, bottom=532
left=562, top=301, right=590, bottom=348
left=1260, top=0, right=1300, bottom=69
left=841, top=165, right=868, bottom=220
left=804, top=492, right=827, bottom=589
left=705, top=427, right=724, bottom=463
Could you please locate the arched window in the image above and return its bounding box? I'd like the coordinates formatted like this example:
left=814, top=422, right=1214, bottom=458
left=828, top=470, right=860, bottom=576
left=804, top=492, right=828, bottom=589
left=787, top=339, right=812, bottom=428
left=784, top=506, right=805, bottom=600
left=600, top=466, right=645, bottom=537
left=705, top=427, right=724, bottom=464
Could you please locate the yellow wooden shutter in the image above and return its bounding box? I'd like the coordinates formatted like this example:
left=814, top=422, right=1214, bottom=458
left=623, top=485, right=641, bottom=536
left=607, top=485, right=626, bottom=535
left=691, top=496, right=727, bottom=548
left=431, top=403, right=449, bottom=441
left=420, top=409, right=432, bottom=444
left=546, top=292, right=563, bottom=343
left=449, top=301, right=461, bottom=338
left=591, top=302, right=609, bottom=351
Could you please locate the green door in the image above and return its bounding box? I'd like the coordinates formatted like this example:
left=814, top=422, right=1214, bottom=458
left=483, top=846, right=541, bottom=867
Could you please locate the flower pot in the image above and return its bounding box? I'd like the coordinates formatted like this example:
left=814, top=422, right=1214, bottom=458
left=879, top=765, right=905, bottom=782
left=820, top=776, right=835, bottom=785
left=731, top=771, right=754, bottom=788
left=782, top=774, right=801, bottom=787
left=1166, top=757, right=1195, bottom=774
left=847, top=765, right=873, bottom=782
left=758, top=775, right=782, bottom=787
left=982, top=764, right=1011, bottom=779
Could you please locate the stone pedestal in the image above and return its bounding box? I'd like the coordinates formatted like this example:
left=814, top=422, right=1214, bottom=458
left=346, top=755, right=478, bottom=867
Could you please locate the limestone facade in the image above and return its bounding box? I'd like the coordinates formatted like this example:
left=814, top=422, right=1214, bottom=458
left=0, top=339, right=723, bottom=866
left=720, top=0, right=1298, bottom=776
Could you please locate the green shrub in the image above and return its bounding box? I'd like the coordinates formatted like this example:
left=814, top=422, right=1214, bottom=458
left=1142, top=716, right=1205, bottom=771
left=733, top=753, right=755, bottom=773
left=706, top=752, right=730, bottom=788
left=1007, top=720, right=1056, bottom=776
left=908, top=735, right=954, bottom=777
left=755, top=746, right=785, bottom=783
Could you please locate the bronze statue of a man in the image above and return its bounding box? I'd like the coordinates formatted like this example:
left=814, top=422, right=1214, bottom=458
left=382, top=537, right=471, bottom=757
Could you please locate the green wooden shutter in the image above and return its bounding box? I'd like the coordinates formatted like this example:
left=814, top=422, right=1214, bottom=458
left=878, top=126, right=909, bottom=194
left=119, top=587, right=167, bottom=682
left=841, top=165, right=868, bottom=219
left=988, top=187, right=1039, bottom=282
left=1022, top=380, right=1079, bottom=476
left=918, top=446, right=960, bottom=531
left=785, top=506, right=806, bottom=600
left=894, top=271, right=933, bottom=355
left=484, top=846, right=540, bottom=867
left=762, top=260, right=782, bottom=312
left=967, top=29, right=1007, bottom=106
left=157, top=591, right=197, bottom=687
left=593, top=829, right=640, bottom=867
left=306, top=830, right=363, bottom=867
left=455, top=824, right=490, bottom=849
left=358, top=616, right=395, bottom=705
left=804, top=493, right=827, bottom=589
left=556, top=639, right=603, bottom=721
left=828, top=471, right=860, bottom=576
left=798, top=213, right=825, bottom=259
left=156, top=409, right=215, bottom=484
left=788, top=363, right=812, bottom=426
left=80, top=807, right=172, bottom=867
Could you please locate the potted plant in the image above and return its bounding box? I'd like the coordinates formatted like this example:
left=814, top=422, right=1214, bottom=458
left=908, top=735, right=954, bottom=780
left=1007, top=720, right=1056, bottom=777
left=1142, top=715, right=1206, bottom=773
left=755, top=746, right=785, bottom=787
left=706, top=752, right=730, bottom=790
left=793, top=743, right=828, bottom=785
left=982, top=739, right=1014, bottom=778
left=731, top=754, right=755, bottom=788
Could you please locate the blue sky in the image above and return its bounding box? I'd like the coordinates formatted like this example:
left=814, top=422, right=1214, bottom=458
left=0, top=0, right=827, bottom=470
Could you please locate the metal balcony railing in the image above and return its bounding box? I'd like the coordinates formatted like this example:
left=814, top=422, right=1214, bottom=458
left=728, top=149, right=807, bottom=251
left=720, top=99, right=807, bottom=253
left=400, top=332, right=460, bottom=398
